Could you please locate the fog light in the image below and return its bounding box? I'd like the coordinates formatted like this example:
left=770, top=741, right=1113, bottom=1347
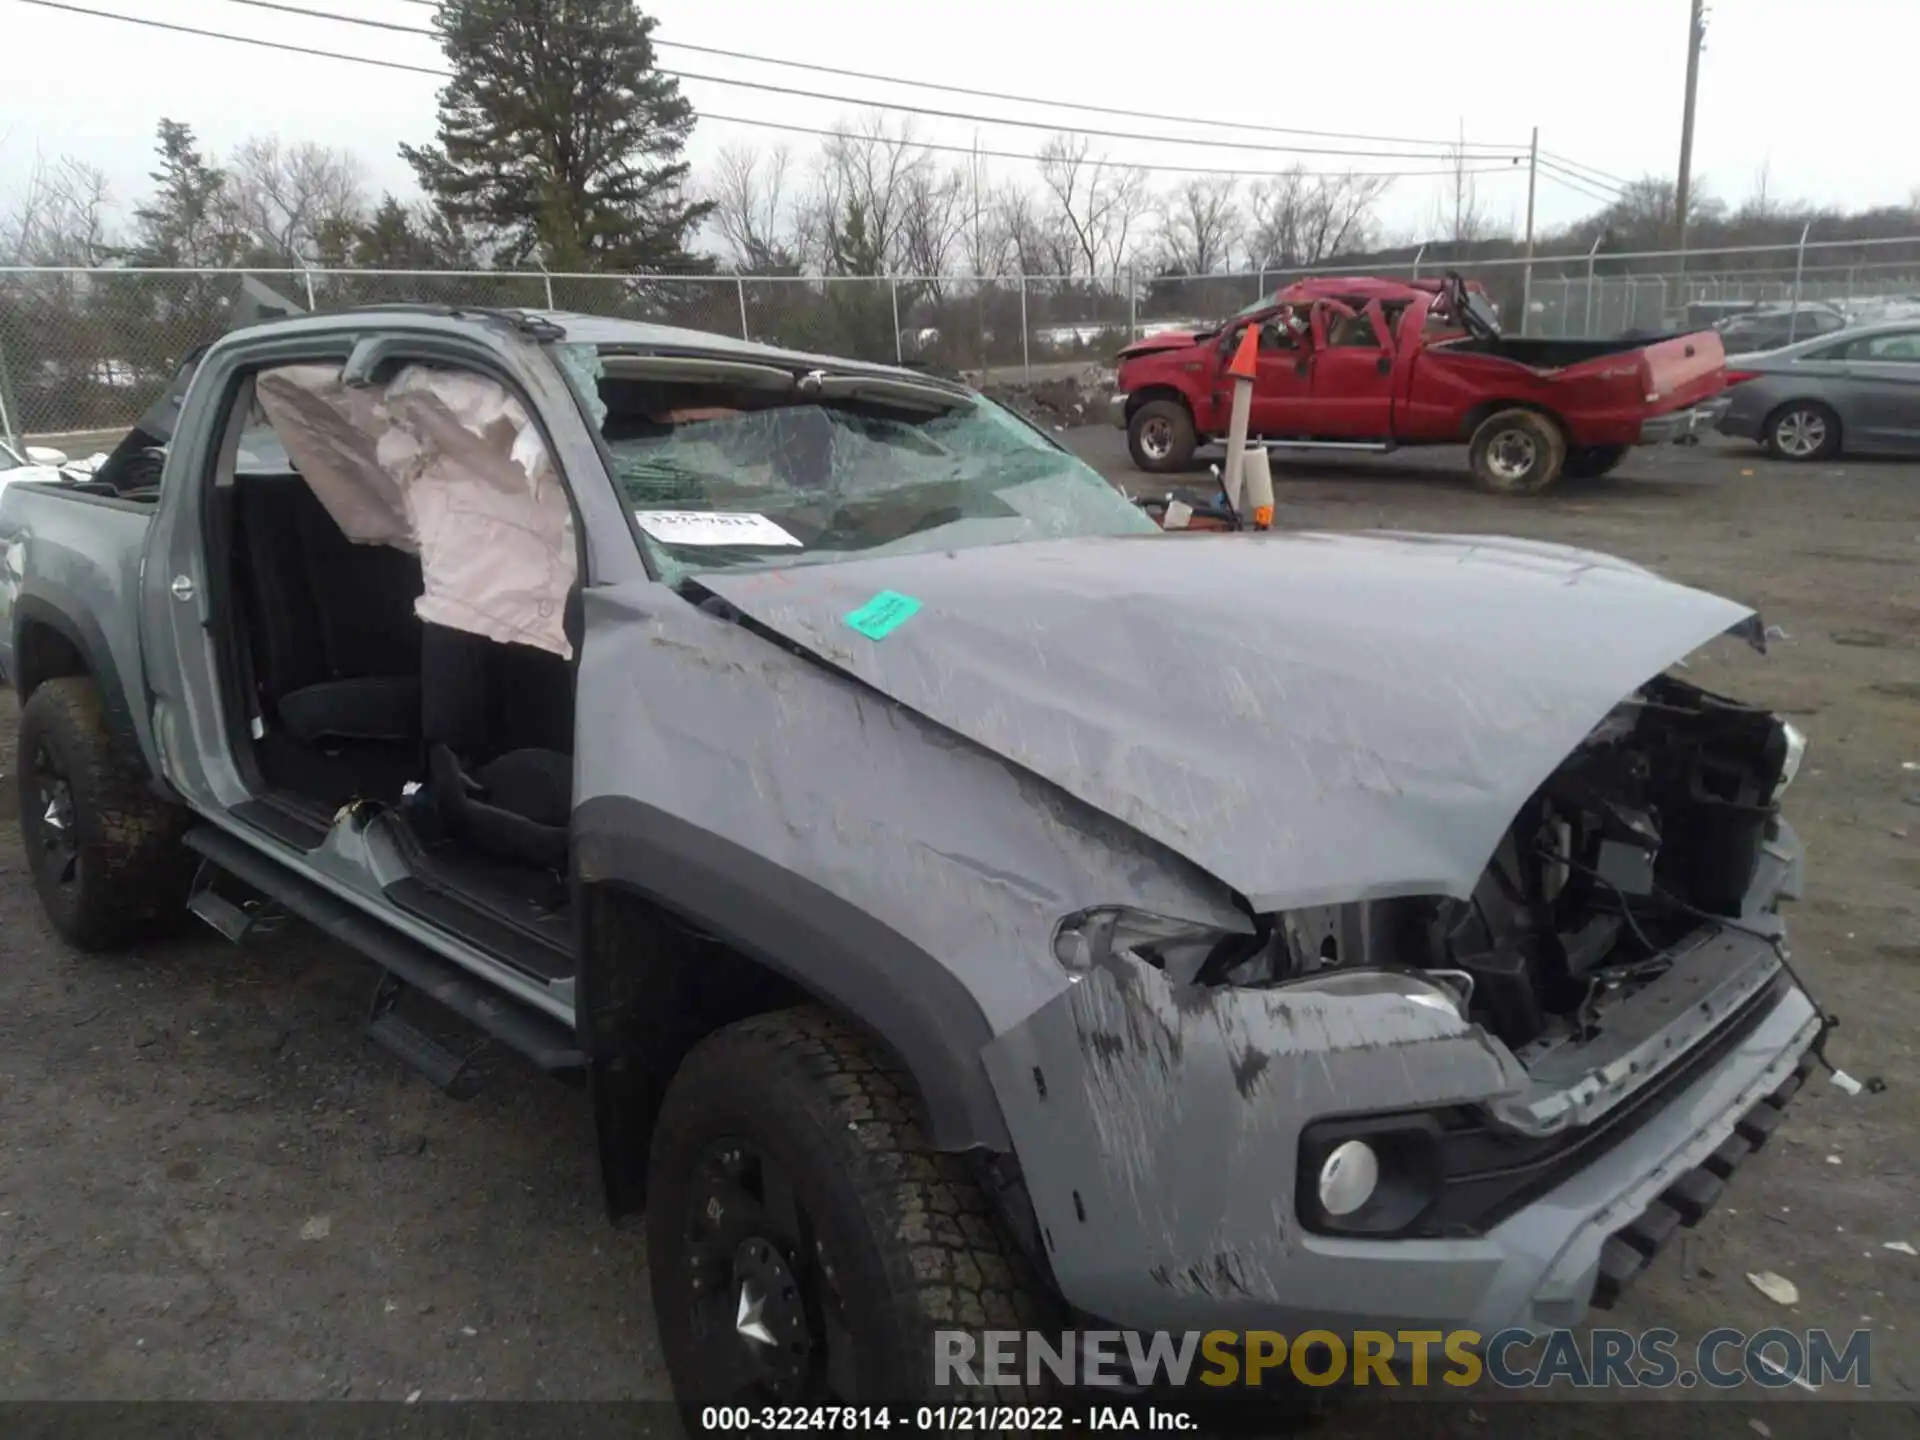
left=1317, top=1140, right=1379, bottom=1217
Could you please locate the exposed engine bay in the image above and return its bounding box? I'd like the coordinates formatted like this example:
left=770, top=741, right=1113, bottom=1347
left=1059, top=675, right=1804, bottom=1065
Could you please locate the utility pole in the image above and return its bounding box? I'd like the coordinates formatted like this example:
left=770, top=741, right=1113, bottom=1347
left=1675, top=0, right=1706, bottom=258
left=1520, top=126, right=1538, bottom=336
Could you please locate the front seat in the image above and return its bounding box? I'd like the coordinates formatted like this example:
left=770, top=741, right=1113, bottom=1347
left=419, top=596, right=580, bottom=872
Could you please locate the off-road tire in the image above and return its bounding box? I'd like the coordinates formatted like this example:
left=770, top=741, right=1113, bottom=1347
left=1127, top=398, right=1198, bottom=473
left=1563, top=444, right=1630, bottom=480
left=648, top=1005, right=1057, bottom=1411
left=1762, top=400, right=1841, bottom=462
left=15, top=676, right=194, bottom=950
left=1468, top=407, right=1567, bottom=494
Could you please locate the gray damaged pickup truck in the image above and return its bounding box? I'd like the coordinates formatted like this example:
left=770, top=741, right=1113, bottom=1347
left=3, top=304, right=1823, bottom=1406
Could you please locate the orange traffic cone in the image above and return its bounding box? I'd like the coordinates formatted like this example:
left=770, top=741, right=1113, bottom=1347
left=1227, top=322, right=1261, bottom=382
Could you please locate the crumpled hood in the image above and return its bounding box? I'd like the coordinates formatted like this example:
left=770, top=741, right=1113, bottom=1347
left=699, top=531, right=1756, bottom=913
left=1117, top=330, right=1208, bottom=360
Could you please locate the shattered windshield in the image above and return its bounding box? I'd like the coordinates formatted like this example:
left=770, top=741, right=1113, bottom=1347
left=568, top=344, right=1158, bottom=581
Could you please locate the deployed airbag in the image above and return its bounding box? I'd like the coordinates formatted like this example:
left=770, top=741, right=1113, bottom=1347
left=254, top=362, right=578, bottom=659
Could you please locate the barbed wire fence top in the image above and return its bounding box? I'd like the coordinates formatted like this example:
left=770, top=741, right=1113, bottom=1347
left=5, top=232, right=1919, bottom=444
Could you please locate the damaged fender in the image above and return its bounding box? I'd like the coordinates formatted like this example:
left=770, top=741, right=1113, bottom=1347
left=569, top=580, right=1248, bottom=1153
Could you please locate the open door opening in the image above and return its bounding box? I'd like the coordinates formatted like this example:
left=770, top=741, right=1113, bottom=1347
left=205, top=357, right=582, bottom=976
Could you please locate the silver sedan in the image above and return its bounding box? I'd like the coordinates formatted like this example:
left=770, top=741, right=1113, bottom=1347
left=1717, top=321, right=1920, bottom=460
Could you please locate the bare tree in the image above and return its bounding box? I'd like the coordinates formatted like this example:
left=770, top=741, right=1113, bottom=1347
left=1429, top=124, right=1495, bottom=246
left=1734, top=160, right=1780, bottom=224
left=707, top=142, right=799, bottom=271
left=1597, top=175, right=1725, bottom=246
left=998, top=181, right=1071, bottom=276
left=799, top=113, right=934, bottom=275
left=1036, top=134, right=1150, bottom=276
left=0, top=153, right=116, bottom=265
left=223, top=135, right=367, bottom=263
left=956, top=140, right=1009, bottom=277
left=1247, top=167, right=1391, bottom=268
left=1157, top=176, right=1242, bottom=274
left=897, top=164, right=967, bottom=292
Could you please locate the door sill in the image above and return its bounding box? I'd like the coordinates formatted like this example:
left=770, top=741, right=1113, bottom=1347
left=230, top=796, right=331, bottom=852
left=384, top=819, right=575, bottom=983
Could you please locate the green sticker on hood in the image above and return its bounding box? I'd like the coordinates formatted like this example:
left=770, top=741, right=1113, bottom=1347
left=844, top=590, right=922, bottom=640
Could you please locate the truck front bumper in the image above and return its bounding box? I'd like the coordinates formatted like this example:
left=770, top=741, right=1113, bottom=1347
left=1638, top=397, right=1729, bottom=445
left=984, top=941, right=1819, bottom=1340
left=1109, top=393, right=1128, bottom=429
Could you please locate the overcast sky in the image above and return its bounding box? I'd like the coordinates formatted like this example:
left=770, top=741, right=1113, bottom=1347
left=2, top=0, right=1916, bottom=259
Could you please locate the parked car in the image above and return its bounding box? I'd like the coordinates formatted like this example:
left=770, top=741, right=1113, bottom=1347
left=1714, top=304, right=1849, bottom=355
left=1682, top=299, right=1760, bottom=330
left=1719, top=321, right=1920, bottom=459
left=0, top=438, right=111, bottom=495
left=4, top=302, right=1822, bottom=1412
left=1111, top=273, right=1727, bottom=492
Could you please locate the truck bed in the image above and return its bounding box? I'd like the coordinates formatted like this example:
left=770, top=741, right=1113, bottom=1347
left=0, top=480, right=157, bottom=730
left=1435, top=326, right=1727, bottom=423
left=1442, top=334, right=1680, bottom=368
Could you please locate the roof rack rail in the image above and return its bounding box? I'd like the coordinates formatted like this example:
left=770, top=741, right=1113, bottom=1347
left=332, top=302, right=567, bottom=342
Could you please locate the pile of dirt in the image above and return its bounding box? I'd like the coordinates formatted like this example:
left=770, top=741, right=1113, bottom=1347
left=978, top=366, right=1114, bottom=429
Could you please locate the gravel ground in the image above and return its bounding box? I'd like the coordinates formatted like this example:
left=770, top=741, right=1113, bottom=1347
left=0, top=431, right=1915, bottom=1421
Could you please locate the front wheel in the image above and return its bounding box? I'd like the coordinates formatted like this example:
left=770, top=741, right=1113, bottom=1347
left=1468, top=407, right=1567, bottom=494
left=1563, top=444, right=1629, bottom=480
left=1763, top=401, right=1840, bottom=461
left=647, top=1006, right=1055, bottom=1413
left=1126, top=398, right=1197, bottom=473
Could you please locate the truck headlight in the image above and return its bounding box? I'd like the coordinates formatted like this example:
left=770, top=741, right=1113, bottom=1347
left=1774, top=720, right=1806, bottom=800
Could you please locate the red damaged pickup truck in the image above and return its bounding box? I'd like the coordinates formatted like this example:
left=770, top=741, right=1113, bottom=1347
left=1112, top=273, right=1728, bottom=492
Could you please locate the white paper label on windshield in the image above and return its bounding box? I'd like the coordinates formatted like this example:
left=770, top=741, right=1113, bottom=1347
left=634, top=510, right=803, bottom=548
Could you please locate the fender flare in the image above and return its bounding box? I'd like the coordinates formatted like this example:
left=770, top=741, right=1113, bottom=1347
left=1124, top=383, right=1199, bottom=425
left=573, top=795, right=1011, bottom=1169
left=10, top=587, right=152, bottom=768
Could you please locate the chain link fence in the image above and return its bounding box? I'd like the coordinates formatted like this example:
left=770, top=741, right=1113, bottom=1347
left=6, top=235, right=1920, bottom=444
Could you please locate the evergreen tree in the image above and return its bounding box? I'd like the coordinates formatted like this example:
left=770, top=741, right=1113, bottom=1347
left=400, top=0, right=712, bottom=272
left=129, top=120, right=240, bottom=267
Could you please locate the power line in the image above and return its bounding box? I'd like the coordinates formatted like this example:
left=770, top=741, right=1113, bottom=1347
left=7, top=0, right=1517, bottom=182
left=1538, top=159, right=1627, bottom=201
left=386, top=0, right=1530, bottom=153
left=1541, top=151, right=1631, bottom=191
left=1537, top=164, right=1621, bottom=209
left=15, top=0, right=448, bottom=71
left=657, top=41, right=1528, bottom=153
left=199, top=0, right=1511, bottom=161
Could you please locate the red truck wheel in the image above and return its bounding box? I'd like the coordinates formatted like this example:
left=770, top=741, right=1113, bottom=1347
left=1469, top=409, right=1567, bottom=494
left=1127, top=399, right=1197, bottom=473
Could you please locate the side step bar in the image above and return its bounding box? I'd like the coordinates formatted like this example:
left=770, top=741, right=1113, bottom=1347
left=1259, top=439, right=1396, bottom=453
left=182, top=825, right=585, bottom=1076
left=367, top=970, right=485, bottom=1099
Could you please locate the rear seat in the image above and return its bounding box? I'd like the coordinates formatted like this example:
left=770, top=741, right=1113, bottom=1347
left=231, top=473, right=424, bottom=746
